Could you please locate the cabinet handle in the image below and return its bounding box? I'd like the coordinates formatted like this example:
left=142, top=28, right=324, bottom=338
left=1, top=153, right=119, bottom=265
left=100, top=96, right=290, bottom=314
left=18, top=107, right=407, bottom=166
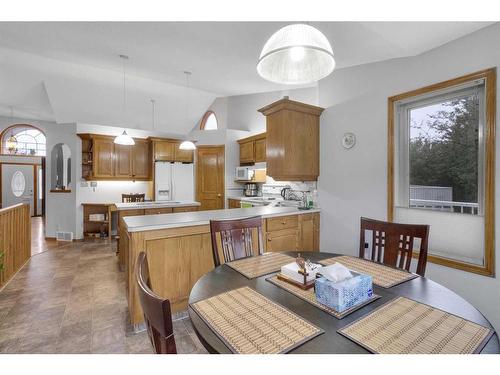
left=281, top=221, right=286, bottom=225
left=267, top=238, right=272, bottom=242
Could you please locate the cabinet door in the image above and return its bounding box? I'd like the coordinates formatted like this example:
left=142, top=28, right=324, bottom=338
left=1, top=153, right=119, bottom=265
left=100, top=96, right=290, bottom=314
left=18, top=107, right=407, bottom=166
left=239, top=141, right=254, bottom=164
left=254, top=137, right=266, bottom=163
left=154, top=141, right=175, bottom=161
left=93, top=137, right=115, bottom=178
left=266, top=228, right=299, bottom=252
left=114, top=144, right=132, bottom=178
left=174, top=143, right=194, bottom=163
left=227, top=199, right=241, bottom=209
left=132, top=140, right=151, bottom=179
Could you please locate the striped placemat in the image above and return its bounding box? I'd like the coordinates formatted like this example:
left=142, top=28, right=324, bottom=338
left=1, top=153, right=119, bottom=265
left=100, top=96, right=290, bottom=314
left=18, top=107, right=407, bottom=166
left=338, top=296, right=493, bottom=354
left=225, top=252, right=295, bottom=279
left=266, top=275, right=381, bottom=319
left=320, top=255, right=418, bottom=288
left=190, top=286, right=323, bottom=354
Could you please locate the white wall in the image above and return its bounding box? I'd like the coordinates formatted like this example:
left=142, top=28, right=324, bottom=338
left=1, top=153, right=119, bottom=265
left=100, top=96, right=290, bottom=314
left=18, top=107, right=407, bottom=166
left=317, top=23, right=500, bottom=331
left=0, top=116, right=78, bottom=238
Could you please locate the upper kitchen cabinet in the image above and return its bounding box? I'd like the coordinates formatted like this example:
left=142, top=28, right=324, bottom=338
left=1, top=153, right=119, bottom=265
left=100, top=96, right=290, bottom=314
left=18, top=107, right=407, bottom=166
left=174, top=144, right=194, bottom=163
left=78, top=134, right=151, bottom=180
left=132, top=139, right=151, bottom=178
left=152, top=138, right=194, bottom=163
left=93, top=135, right=115, bottom=178
left=153, top=139, right=175, bottom=161
left=237, top=132, right=266, bottom=165
left=258, top=98, right=324, bottom=181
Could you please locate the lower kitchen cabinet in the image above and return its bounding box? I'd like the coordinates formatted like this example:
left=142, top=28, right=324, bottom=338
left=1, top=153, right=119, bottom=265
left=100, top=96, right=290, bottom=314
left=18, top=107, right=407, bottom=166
left=172, top=206, right=199, bottom=213
left=264, top=212, right=319, bottom=252
left=227, top=198, right=242, bottom=209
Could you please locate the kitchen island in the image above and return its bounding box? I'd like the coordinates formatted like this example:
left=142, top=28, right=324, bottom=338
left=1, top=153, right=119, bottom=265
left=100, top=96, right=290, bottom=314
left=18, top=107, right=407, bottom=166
left=122, top=206, right=320, bottom=327
left=115, top=200, right=200, bottom=267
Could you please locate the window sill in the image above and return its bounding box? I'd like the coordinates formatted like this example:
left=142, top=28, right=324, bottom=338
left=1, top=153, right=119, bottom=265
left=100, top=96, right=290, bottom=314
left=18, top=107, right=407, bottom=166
left=412, top=251, right=494, bottom=277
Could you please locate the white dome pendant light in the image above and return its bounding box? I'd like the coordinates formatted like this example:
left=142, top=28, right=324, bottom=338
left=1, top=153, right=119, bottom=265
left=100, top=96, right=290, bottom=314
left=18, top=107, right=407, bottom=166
left=257, top=23, right=335, bottom=84
left=179, top=71, right=196, bottom=151
left=114, top=54, right=135, bottom=146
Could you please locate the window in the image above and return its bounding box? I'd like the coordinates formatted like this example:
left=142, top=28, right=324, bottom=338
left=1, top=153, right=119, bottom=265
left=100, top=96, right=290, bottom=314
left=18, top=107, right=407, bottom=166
left=11, top=171, right=26, bottom=197
left=398, top=85, right=483, bottom=215
left=200, top=111, right=218, bottom=130
left=388, top=69, right=495, bottom=276
left=1, top=124, right=46, bottom=156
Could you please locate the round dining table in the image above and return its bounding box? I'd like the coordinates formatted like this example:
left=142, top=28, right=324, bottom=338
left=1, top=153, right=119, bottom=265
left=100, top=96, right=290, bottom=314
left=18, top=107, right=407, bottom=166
left=188, top=252, right=499, bottom=354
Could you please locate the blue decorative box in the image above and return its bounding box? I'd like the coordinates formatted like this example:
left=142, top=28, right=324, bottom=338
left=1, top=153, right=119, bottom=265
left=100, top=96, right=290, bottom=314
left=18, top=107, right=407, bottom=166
left=315, top=271, right=373, bottom=312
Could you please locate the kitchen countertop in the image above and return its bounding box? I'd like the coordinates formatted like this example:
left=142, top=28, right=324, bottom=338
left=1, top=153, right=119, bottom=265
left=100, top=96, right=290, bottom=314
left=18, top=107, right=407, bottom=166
left=123, top=205, right=320, bottom=232
left=114, top=200, right=201, bottom=211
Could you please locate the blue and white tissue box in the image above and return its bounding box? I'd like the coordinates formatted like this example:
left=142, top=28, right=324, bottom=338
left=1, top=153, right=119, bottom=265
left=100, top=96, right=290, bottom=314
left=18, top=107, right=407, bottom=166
left=315, top=271, right=373, bottom=312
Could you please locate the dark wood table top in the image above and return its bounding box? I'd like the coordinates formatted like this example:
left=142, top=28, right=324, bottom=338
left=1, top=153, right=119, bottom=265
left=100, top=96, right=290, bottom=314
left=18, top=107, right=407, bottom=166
left=188, top=252, right=499, bottom=354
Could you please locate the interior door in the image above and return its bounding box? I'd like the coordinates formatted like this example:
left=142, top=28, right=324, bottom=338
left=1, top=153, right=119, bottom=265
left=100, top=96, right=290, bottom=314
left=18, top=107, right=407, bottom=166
left=1, top=164, right=35, bottom=216
left=196, top=146, right=225, bottom=210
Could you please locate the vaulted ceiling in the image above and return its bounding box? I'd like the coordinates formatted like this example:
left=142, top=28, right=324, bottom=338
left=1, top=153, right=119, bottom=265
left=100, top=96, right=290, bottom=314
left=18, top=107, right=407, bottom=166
left=0, top=21, right=494, bottom=134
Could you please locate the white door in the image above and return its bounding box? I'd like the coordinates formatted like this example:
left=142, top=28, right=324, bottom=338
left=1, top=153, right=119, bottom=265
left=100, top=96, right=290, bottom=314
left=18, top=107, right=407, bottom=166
left=172, top=163, right=194, bottom=201
left=1, top=164, right=35, bottom=216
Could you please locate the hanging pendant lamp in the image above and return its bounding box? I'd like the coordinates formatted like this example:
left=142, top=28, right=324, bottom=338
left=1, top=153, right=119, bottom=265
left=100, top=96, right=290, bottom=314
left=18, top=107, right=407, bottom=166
left=179, top=71, right=196, bottom=150
left=257, top=23, right=335, bottom=84
left=114, top=54, right=135, bottom=145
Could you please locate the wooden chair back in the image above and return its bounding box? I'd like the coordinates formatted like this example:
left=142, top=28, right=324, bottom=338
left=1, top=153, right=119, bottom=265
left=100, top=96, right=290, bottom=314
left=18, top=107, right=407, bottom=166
left=122, top=193, right=145, bottom=203
left=210, top=216, right=264, bottom=267
left=135, top=252, right=177, bottom=354
left=359, top=217, right=430, bottom=276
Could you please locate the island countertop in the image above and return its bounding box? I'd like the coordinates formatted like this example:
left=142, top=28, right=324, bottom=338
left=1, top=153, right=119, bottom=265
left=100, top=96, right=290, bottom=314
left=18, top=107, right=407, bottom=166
left=123, top=206, right=320, bottom=232
left=114, top=200, right=200, bottom=211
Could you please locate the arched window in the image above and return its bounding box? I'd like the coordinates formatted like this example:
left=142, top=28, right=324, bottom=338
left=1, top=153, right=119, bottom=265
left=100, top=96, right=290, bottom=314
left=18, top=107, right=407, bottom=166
left=200, top=111, right=218, bottom=130
left=1, top=124, right=46, bottom=156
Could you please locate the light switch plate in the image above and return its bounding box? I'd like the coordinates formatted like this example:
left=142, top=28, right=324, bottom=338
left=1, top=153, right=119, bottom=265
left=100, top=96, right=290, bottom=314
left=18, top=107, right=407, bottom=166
left=90, top=181, right=98, bottom=187
left=80, top=181, right=89, bottom=187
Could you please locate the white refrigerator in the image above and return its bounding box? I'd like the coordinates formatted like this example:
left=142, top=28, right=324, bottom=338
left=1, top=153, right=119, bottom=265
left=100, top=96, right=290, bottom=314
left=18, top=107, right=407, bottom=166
left=154, top=162, right=195, bottom=201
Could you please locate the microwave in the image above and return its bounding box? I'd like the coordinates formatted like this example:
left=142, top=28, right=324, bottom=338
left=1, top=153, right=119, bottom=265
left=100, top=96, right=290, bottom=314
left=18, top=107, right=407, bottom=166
left=235, top=167, right=254, bottom=181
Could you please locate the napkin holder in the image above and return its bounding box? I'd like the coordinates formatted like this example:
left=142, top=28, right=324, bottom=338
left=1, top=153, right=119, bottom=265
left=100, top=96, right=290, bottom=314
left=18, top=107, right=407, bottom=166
left=315, top=271, right=373, bottom=312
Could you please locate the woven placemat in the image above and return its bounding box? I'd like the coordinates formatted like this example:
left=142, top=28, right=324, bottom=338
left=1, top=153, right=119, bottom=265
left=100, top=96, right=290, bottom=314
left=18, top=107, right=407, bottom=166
left=320, top=255, right=418, bottom=288
left=266, top=275, right=381, bottom=319
left=338, top=296, right=493, bottom=354
left=190, top=286, right=323, bottom=354
left=225, top=252, right=295, bottom=279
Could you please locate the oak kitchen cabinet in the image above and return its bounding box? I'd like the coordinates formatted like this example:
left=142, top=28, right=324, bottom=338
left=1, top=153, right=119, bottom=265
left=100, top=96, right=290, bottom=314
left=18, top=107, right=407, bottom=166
left=264, top=213, right=319, bottom=252
left=152, top=138, right=194, bottom=163
left=78, top=134, right=151, bottom=180
left=237, top=133, right=266, bottom=165
left=227, top=198, right=242, bottom=209
left=258, top=98, right=324, bottom=181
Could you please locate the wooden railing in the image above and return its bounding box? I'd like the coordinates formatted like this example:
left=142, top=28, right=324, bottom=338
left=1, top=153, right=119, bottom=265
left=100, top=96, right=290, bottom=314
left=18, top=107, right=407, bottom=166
left=0, top=203, right=31, bottom=289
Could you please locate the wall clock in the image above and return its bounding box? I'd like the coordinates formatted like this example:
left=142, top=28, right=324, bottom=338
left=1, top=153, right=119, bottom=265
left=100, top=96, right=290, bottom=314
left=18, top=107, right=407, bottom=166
left=342, top=132, right=356, bottom=149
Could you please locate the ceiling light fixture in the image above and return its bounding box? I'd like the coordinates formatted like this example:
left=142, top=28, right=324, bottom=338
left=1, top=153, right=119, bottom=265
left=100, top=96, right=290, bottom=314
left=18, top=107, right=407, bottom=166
left=179, top=71, right=196, bottom=151
left=257, top=23, right=335, bottom=85
left=114, top=54, right=135, bottom=145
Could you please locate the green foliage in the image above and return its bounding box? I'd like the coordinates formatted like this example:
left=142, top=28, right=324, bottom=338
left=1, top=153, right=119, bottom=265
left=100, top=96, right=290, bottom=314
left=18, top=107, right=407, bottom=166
left=409, top=96, right=479, bottom=203
left=0, top=250, right=4, bottom=271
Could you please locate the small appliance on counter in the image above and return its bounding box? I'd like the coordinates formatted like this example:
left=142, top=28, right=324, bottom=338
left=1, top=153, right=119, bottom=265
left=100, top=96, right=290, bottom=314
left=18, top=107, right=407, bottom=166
left=243, top=183, right=261, bottom=197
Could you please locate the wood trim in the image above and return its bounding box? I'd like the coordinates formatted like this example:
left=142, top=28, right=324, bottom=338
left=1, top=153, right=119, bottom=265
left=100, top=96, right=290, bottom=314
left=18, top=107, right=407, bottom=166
left=387, top=68, right=496, bottom=276
left=199, top=110, right=218, bottom=130
left=258, top=98, right=324, bottom=116
left=237, top=132, right=266, bottom=144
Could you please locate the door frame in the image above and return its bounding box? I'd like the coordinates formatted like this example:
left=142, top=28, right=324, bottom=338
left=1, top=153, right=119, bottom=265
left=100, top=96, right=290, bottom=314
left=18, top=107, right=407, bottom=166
left=195, top=145, right=225, bottom=210
left=0, top=159, right=45, bottom=216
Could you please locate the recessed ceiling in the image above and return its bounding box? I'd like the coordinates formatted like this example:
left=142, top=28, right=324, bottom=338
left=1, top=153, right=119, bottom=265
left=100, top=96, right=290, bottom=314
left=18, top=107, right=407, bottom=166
left=0, top=22, right=494, bottom=96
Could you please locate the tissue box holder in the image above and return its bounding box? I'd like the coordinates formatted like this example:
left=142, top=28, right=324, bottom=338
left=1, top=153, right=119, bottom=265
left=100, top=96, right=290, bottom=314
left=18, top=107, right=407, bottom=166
left=315, top=272, right=373, bottom=313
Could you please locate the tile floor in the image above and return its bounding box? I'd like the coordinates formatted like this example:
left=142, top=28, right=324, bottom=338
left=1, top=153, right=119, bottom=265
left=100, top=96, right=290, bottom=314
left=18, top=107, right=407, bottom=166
left=0, top=239, right=207, bottom=354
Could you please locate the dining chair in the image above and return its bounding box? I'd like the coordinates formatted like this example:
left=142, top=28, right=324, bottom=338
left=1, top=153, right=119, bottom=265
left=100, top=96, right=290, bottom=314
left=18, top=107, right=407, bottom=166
left=135, top=251, right=177, bottom=354
left=359, top=217, right=430, bottom=276
left=122, top=193, right=145, bottom=203
left=210, top=216, right=264, bottom=267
